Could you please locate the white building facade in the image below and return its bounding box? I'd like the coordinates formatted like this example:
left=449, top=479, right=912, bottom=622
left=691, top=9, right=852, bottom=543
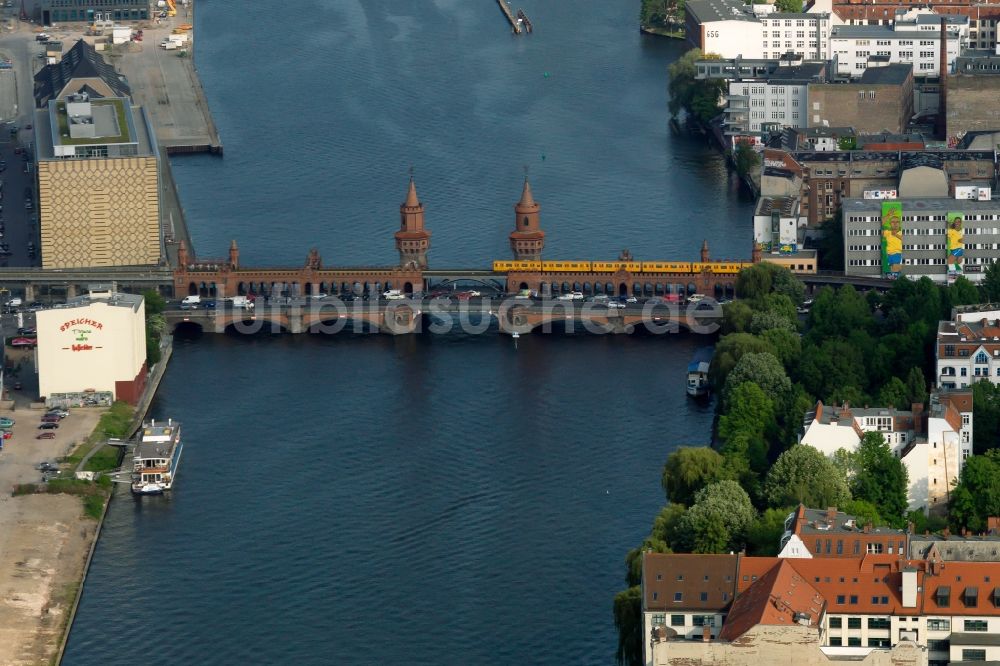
left=36, top=290, right=147, bottom=405
left=830, top=17, right=967, bottom=78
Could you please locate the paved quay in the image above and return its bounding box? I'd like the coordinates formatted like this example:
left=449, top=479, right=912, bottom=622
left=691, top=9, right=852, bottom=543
left=110, top=4, right=222, bottom=155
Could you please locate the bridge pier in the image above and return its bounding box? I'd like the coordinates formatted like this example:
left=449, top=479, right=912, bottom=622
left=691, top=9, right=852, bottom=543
left=382, top=304, right=420, bottom=335
left=65, top=284, right=78, bottom=299
left=23, top=283, right=35, bottom=302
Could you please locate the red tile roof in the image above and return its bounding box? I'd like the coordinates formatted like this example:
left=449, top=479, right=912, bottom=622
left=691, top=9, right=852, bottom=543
left=642, top=553, right=739, bottom=612
left=720, top=560, right=825, bottom=641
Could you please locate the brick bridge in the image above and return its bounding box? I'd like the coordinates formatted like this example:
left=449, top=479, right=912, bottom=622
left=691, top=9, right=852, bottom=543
left=174, top=176, right=755, bottom=305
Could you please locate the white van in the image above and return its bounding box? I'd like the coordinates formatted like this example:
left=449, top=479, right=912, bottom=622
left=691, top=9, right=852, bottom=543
left=181, top=295, right=201, bottom=306
left=382, top=289, right=405, bottom=300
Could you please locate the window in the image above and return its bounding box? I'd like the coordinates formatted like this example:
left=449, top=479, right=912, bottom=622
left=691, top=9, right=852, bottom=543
left=853, top=541, right=860, bottom=555
left=927, top=619, right=950, bottom=631
left=829, top=637, right=842, bottom=646
left=850, top=595, right=858, bottom=605
left=652, top=614, right=666, bottom=627
left=693, top=615, right=716, bottom=627
left=867, top=543, right=883, bottom=554
left=835, top=596, right=845, bottom=606
left=848, top=637, right=862, bottom=647
left=671, top=615, right=685, bottom=627
left=963, top=649, right=987, bottom=661
left=868, top=617, right=890, bottom=629
left=965, top=620, right=988, bottom=631
left=975, top=351, right=989, bottom=364
left=700, top=592, right=708, bottom=602
left=830, top=617, right=843, bottom=628
left=677, top=574, right=684, bottom=581
left=869, top=637, right=891, bottom=647
left=837, top=540, right=843, bottom=555
left=848, top=617, right=862, bottom=629
left=674, top=592, right=682, bottom=602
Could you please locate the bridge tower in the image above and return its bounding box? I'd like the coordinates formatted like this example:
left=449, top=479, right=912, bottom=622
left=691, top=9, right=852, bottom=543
left=509, top=176, right=544, bottom=261
left=229, top=240, right=239, bottom=269
left=395, top=176, right=431, bottom=269
left=701, top=240, right=710, bottom=263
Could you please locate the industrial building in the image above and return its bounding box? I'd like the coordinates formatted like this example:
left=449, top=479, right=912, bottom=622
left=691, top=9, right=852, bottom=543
left=35, top=288, right=147, bottom=405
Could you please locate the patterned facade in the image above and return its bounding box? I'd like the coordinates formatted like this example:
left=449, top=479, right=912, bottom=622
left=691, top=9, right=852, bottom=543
left=38, top=156, right=160, bottom=268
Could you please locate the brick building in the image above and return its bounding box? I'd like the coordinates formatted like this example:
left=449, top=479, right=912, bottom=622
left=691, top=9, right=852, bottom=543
left=947, top=50, right=1000, bottom=145
left=936, top=306, right=1000, bottom=388
left=807, top=64, right=914, bottom=134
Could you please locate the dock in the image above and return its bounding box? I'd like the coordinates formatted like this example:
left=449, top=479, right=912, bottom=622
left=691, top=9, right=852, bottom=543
left=516, top=9, right=533, bottom=33
left=114, top=3, right=223, bottom=155
left=496, top=0, right=522, bottom=34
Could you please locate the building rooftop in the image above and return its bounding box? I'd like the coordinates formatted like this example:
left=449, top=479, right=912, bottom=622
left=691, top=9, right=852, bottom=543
left=64, top=291, right=144, bottom=314
left=843, top=198, right=1000, bottom=215
left=32, top=39, right=130, bottom=109
left=787, top=149, right=994, bottom=163
left=755, top=196, right=798, bottom=216
left=955, top=50, right=1000, bottom=76
left=858, top=63, right=913, bottom=85
left=687, top=0, right=758, bottom=23
left=35, top=94, right=156, bottom=160
left=718, top=560, right=824, bottom=641
left=788, top=505, right=909, bottom=538
left=642, top=553, right=739, bottom=612
left=767, top=62, right=828, bottom=83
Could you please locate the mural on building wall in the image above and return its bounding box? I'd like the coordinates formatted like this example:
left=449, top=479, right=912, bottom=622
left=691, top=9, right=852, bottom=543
left=880, top=201, right=903, bottom=277
left=947, top=212, right=964, bottom=276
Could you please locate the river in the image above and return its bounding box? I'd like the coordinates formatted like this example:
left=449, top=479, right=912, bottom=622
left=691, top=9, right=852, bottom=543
left=62, top=1, right=753, bottom=664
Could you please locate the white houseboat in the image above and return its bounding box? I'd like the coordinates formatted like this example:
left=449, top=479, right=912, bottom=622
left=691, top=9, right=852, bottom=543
left=131, top=419, right=183, bottom=494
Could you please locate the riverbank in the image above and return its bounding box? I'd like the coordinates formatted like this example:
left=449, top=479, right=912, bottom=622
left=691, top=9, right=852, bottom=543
left=640, top=24, right=684, bottom=39
left=0, top=335, right=174, bottom=665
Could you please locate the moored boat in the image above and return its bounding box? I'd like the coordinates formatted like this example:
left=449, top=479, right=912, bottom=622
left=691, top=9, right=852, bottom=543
left=131, top=419, right=182, bottom=495
left=687, top=347, right=714, bottom=397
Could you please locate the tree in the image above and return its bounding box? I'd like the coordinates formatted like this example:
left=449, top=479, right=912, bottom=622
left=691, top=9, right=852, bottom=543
left=613, top=586, right=643, bottom=666
left=625, top=537, right=671, bottom=587
left=651, top=503, right=689, bottom=552
left=735, top=264, right=772, bottom=301
left=732, top=140, right=760, bottom=178
left=774, top=0, right=804, bottom=11
left=718, top=382, right=776, bottom=474
left=750, top=309, right=796, bottom=335
left=840, top=499, right=883, bottom=528
left=722, top=300, right=754, bottom=334
left=746, top=507, right=792, bottom=556
left=984, top=260, right=1000, bottom=303
left=877, top=377, right=910, bottom=410
left=972, top=380, right=1000, bottom=455
left=905, top=367, right=927, bottom=406
left=662, top=447, right=729, bottom=506
left=679, top=480, right=757, bottom=553
left=667, top=49, right=725, bottom=124
left=948, top=275, right=980, bottom=307
left=837, top=136, right=857, bottom=151
left=798, top=339, right=868, bottom=404
left=722, top=352, right=791, bottom=409
left=760, top=328, right=802, bottom=371
left=851, top=432, right=909, bottom=525
left=950, top=450, right=1000, bottom=532
left=816, top=211, right=844, bottom=272
left=142, top=289, right=167, bottom=315
left=711, top=332, right=774, bottom=388
left=764, top=444, right=850, bottom=509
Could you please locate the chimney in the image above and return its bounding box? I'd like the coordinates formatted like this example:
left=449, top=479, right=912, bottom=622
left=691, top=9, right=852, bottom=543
left=907, top=521, right=915, bottom=534
left=943, top=526, right=951, bottom=538
left=962, top=527, right=969, bottom=537
left=702, top=624, right=712, bottom=642
left=989, top=516, right=1000, bottom=534
left=864, top=522, right=872, bottom=534
left=913, top=402, right=926, bottom=436
left=827, top=507, right=837, bottom=521
left=937, top=16, right=948, bottom=140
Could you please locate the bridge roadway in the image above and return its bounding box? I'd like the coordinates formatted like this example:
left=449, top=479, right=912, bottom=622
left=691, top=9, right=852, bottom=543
left=0, top=266, right=896, bottom=300
left=164, top=297, right=725, bottom=336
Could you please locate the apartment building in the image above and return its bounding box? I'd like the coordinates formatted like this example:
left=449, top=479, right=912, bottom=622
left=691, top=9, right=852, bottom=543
left=644, top=551, right=1000, bottom=666
left=798, top=391, right=972, bottom=513
left=947, top=49, right=1000, bottom=145
left=685, top=0, right=831, bottom=60
left=937, top=307, right=1000, bottom=389
left=779, top=506, right=909, bottom=558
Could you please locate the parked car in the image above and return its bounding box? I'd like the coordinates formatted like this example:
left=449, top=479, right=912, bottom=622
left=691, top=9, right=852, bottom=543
left=46, top=409, right=68, bottom=418
left=202, top=300, right=216, bottom=309
left=36, top=461, right=56, bottom=470
left=2, top=430, right=11, bottom=439
left=41, top=414, right=60, bottom=423
left=607, top=301, right=626, bottom=309
left=36, top=432, right=55, bottom=440
left=686, top=293, right=706, bottom=304
left=38, top=422, right=58, bottom=429
left=0, top=417, right=14, bottom=427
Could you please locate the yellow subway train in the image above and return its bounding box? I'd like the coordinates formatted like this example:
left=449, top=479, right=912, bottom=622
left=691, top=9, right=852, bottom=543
left=491, top=260, right=753, bottom=275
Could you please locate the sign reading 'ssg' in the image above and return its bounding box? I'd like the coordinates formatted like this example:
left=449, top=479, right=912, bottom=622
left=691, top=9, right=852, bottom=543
left=60, top=318, right=104, bottom=352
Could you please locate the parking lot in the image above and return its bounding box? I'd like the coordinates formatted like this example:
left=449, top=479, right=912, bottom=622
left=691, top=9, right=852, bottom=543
left=0, top=134, right=40, bottom=268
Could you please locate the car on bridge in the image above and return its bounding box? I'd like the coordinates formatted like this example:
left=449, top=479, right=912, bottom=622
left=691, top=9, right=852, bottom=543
left=36, top=432, right=55, bottom=440
left=38, top=422, right=58, bottom=430
left=556, top=291, right=584, bottom=301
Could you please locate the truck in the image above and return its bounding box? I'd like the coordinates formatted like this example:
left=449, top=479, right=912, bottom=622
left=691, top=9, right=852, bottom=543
left=168, top=33, right=188, bottom=44
left=180, top=295, right=200, bottom=308
left=161, top=41, right=178, bottom=50
left=227, top=296, right=254, bottom=310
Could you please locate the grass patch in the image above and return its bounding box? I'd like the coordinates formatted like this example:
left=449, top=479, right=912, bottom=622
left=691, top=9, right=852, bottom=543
left=97, top=401, right=135, bottom=439
left=83, top=445, right=121, bottom=473
left=82, top=494, right=105, bottom=519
